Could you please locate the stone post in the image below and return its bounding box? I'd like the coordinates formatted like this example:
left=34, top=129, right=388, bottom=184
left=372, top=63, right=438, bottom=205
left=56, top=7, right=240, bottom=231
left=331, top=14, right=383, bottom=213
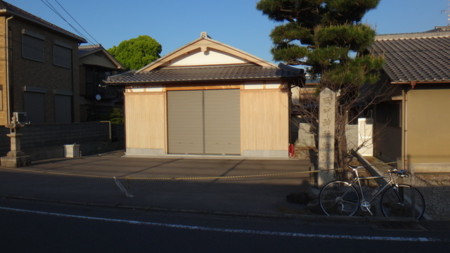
left=318, top=88, right=336, bottom=185
left=1, top=132, right=31, bottom=167
left=1, top=113, right=31, bottom=168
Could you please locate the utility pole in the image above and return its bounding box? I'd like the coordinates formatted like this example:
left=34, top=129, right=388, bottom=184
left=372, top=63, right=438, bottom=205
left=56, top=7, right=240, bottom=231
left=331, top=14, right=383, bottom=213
left=442, top=0, right=450, bottom=25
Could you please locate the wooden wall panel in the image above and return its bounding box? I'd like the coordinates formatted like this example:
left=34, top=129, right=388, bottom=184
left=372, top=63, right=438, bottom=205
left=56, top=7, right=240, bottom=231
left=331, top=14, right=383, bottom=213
left=240, top=90, right=289, bottom=151
left=125, top=93, right=166, bottom=149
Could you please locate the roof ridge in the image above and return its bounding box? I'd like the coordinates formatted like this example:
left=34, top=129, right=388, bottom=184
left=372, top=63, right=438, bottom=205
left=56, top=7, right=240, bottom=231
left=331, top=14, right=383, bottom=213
left=136, top=33, right=276, bottom=73
left=79, top=44, right=102, bottom=49
left=0, top=1, right=86, bottom=42
left=376, top=31, right=450, bottom=41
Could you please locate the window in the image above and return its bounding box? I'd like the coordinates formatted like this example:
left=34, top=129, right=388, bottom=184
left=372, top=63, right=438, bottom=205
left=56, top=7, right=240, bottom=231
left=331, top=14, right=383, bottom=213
left=53, top=44, right=72, bottom=68
left=22, top=34, right=44, bottom=62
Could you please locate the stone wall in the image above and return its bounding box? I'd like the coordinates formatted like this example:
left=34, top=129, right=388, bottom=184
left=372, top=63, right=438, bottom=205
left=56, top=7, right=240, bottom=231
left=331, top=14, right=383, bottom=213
left=345, top=124, right=358, bottom=151
left=0, top=122, right=124, bottom=161
left=294, top=122, right=359, bottom=158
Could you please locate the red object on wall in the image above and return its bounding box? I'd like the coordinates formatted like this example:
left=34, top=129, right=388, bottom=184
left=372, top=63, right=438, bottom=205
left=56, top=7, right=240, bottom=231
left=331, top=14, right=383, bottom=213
left=289, top=144, right=295, bottom=158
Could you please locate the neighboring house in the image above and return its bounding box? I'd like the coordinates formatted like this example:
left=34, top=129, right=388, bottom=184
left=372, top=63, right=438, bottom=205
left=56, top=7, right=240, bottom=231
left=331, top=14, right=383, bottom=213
left=106, top=32, right=303, bottom=158
left=0, top=1, right=86, bottom=125
left=370, top=26, right=450, bottom=172
left=79, top=44, right=125, bottom=122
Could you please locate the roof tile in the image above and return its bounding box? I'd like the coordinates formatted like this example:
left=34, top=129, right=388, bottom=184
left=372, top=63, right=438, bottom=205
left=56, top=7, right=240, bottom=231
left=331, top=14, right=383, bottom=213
left=106, top=64, right=303, bottom=84
left=370, top=30, right=450, bottom=83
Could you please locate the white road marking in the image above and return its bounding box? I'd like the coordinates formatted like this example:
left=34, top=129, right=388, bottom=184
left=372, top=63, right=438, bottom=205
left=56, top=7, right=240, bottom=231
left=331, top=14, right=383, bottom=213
left=0, top=206, right=440, bottom=242
left=113, top=177, right=134, bottom=198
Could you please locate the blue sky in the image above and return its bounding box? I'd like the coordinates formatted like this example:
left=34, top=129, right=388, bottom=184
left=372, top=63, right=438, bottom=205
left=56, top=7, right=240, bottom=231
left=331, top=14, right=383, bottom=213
left=6, top=0, right=448, bottom=63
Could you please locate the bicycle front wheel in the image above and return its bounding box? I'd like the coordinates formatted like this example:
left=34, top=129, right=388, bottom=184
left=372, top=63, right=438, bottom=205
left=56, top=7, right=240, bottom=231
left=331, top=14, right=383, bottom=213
left=319, top=181, right=360, bottom=216
left=380, top=184, right=425, bottom=220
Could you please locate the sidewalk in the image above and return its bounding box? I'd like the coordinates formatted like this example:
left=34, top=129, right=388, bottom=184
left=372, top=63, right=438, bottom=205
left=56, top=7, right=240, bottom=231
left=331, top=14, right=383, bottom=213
left=0, top=151, right=314, bottom=218
left=362, top=156, right=450, bottom=221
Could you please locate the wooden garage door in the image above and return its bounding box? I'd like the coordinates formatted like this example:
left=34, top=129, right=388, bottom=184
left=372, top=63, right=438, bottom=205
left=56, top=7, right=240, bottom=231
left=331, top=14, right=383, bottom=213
left=167, top=90, right=240, bottom=155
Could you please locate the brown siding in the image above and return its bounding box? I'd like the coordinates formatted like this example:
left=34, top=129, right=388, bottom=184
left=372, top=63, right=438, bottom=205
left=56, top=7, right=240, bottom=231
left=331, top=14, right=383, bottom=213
left=407, top=88, right=450, bottom=165
left=4, top=18, right=80, bottom=124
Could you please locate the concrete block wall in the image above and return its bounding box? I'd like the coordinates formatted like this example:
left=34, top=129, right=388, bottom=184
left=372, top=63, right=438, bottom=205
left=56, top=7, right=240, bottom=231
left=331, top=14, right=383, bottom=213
left=345, top=124, right=358, bottom=151
left=21, top=122, right=109, bottom=147
left=0, top=122, right=124, bottom=161
left=294, top=122, right=359, bottom=157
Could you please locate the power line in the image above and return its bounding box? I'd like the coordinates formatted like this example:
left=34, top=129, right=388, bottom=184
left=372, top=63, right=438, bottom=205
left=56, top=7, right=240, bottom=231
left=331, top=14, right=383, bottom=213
left=53, top=0, right=100, bottom=45
left=40, top=0, right=89, bottom=42
left=39, top=0, right=99, bottom=45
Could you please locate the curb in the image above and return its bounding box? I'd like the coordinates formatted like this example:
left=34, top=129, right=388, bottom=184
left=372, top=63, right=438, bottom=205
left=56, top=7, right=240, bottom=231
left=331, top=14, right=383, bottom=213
left=0, top=194, right=428, bottom=224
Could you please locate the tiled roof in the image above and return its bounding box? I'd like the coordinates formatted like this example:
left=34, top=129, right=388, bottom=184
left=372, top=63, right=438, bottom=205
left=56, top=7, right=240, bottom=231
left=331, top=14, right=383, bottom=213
left=370, top=30, right=450, bottom=83
left=79, top=44, right=102, bottom=56
left=79, top=44, right=125, bottom=70
left=105, top=64, right=304, bottom=84
left=0, top=1, right=86, bottom=42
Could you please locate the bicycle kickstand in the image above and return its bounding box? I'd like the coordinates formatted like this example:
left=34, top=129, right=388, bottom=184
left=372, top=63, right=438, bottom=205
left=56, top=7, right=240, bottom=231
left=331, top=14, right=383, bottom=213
left=361, top=201, right=373, bottom=215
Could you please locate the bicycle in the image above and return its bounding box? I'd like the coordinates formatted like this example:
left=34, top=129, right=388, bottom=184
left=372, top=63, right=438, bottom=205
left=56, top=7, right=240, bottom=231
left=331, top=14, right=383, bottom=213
left=319, top=165, right=425, bottom=219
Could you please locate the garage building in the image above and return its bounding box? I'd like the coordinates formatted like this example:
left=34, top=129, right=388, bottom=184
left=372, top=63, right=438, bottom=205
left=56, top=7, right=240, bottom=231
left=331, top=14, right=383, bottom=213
left=106, top=33, right=303, bottom=158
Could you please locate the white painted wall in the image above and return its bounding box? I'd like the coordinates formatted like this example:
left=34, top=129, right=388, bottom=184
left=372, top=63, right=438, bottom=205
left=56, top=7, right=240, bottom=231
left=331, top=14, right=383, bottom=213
left=243, top=81, right=280, bottom=90
left=168, top=49, right=248, bottom=66
left=358, top=118, right=373, bottom=156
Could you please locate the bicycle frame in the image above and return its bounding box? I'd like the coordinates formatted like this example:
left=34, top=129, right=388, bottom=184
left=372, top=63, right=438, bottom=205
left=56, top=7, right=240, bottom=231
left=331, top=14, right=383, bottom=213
left=319, top=164, right=425, bottom=218
left=349, top=167, right=396, bottom=214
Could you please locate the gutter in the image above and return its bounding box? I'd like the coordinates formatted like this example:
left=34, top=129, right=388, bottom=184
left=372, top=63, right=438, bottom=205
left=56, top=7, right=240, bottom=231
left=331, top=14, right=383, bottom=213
left=0, top=7, right=86, bottom=43
left=391, top=81, right=450, bottom=85
left=402, top=89, right=408, bottom=170
left=5, top=15, right=13, bottom=122
left=104, top=77, right=292, bottom=85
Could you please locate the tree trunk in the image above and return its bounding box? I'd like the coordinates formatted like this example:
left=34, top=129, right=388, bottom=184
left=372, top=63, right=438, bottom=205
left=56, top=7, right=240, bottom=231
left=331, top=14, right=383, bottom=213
left=335, top=106, right=349, bottom=179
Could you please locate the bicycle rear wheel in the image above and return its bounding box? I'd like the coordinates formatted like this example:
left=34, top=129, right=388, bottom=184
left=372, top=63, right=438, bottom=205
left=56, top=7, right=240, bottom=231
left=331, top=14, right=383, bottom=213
left=380, top=184, right=425, bottom=220
left=319, top=181, right=360, bottom=216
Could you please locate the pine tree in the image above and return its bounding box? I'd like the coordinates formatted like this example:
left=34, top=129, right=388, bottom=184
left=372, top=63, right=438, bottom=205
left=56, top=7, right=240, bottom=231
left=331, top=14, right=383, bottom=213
left=257, top=0, right=384, bottom=170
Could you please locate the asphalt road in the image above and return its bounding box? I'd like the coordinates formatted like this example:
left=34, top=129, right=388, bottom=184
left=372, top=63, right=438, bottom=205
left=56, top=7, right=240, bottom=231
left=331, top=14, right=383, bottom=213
left=0, top=199, right=449, bottom=253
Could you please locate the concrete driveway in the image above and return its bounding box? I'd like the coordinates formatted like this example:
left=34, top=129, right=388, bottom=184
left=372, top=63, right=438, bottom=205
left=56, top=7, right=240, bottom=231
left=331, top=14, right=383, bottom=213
left=0, top=151, right=313, bottom=216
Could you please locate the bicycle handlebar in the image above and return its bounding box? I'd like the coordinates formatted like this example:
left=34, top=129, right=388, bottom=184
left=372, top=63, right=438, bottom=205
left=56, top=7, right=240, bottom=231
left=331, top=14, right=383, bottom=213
left=348, top=164, right=410, bottom=178
left=389, top=169, right=409, bottom=177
